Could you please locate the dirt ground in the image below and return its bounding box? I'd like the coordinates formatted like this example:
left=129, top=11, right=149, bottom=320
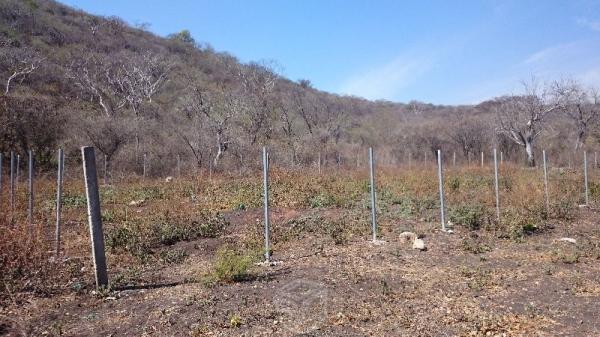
left=2, top=204, right=599, bottom=337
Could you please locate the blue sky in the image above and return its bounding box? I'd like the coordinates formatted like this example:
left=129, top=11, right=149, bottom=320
left=61, top=0, right=600, bottom=105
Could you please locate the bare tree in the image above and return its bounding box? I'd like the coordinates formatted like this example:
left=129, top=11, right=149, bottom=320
left=180, top=83, right=243, bottom=168
left=449, top=110, right=489, bottom=158
left=1, top=46, right=45, bottom=95
left=552, top=79, right=599, bottom=151
left=493, top=81, right=562, bottom=166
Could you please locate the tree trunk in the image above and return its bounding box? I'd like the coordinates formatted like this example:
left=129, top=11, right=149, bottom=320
left=525, top=138, right=535, bottom=167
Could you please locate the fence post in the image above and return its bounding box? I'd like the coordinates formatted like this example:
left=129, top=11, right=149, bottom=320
left=27, top=150, right=34, bottom=231
left=453, top=151, right=456, bottom=167
left=81, top=146, right=108, bottom=288
left=369, top=147, right=377, bottom=241
left=177, top=155, right=181, bottom=178
left=493, top=149, right=500, bottom=221
left=408, top=152, right=412, bottom=168
left=468, top=152, right=471, bottom=166
left=55, top=148, right=64, bottom=259
left=543, top=150, right=549, bottom=214
left=143, top=153, right=147, bottom=180
left=16, top=154, right=20, bottom=187
left=0, top=153, right=2, bottom=211
left=437, top=150, right=446, bottom=231
left=481, top=151, right=484, bottom=167
left=584, top=151, right=589, bottom=206
left=9, top=151, right=15, bottom=215
left=318, top=152, right=321, bottom=174
left=262, top=147, right=270, bottom=261
left=500, top=151, right=503, bottom=165
left=424, top=151, right=428, bottom=166
left=595, top=152, right=598, bottom=169
left=103, top=153, right=107, bottom=186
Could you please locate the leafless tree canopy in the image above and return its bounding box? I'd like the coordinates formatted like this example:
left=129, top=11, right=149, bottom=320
left=0, top=0, right=598, bottom=171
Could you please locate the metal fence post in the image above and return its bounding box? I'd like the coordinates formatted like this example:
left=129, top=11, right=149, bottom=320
left=55, top=148, right=64, bottom=259
left=481, top=151, right=484, bottom=167
left=177, top=155, right=181, bottom=178
left=437, top=150, right=446, bottom=231
left=453, top=151, right=456, bottom=167
left=143, top=153, right=147, bottom=180
left=493, top=149, right=500, bottom=221
left=0, top=153, right=2, bottom=211
left=318, top=152, right=321, bottom=174
left=262, top=147, right=271, bottom=261
left=27, top=150, right=34, bottom=231
left=500, top=151, right=503, bottom=165
left=369, top=147, right=377, bottom=241
left=543, top=150, right=549, bottom=214
left=584, top=151, right=589, bottom=206
left=9, top=151, right=15, bottom=215
left=81, top=146, right=108, bottom=288
left=103, top=153, right=107, bottom=186
left=16, top=154, right=20, bottom=187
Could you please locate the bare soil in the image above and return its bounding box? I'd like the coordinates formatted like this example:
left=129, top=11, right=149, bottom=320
left=2, top=206, right=599, bottom=337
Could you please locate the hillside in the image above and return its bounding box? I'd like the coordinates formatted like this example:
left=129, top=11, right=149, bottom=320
left=0, top=0, right=596, bottom=173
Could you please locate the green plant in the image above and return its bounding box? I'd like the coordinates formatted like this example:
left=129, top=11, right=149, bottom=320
left=308, top=192, right=336, bottom=208
left=159, top=249, right=188, bottom=264
left=229, top=314, right=242, bottom=328
left=450, top=204, right=486, bottom=230
left=211, top=247, right=254, bottom=283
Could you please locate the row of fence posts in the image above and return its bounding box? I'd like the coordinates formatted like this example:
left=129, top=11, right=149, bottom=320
left=0, top=146, right=596, bottom=289
left=261, top=148, right=593, bottom=261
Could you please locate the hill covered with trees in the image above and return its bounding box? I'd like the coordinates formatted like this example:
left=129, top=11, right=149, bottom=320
left=1, top=0, right=598, bottom=173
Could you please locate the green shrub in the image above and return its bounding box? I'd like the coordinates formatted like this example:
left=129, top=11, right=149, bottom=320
left=212, top=247, right=254, bottom=283
left=308, top=192, right=336, bottom=208
left=450, top=204, right=486, bottom=230
left=160, top=249, right=188, bottom=264
left=62, top=194, right=87, bottom=208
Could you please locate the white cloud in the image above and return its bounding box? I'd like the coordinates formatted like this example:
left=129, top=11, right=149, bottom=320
left=577, top=18, right=600, bottom=32
left=337, top=51, right=435, bottom=100
left=523, top=42, right=581, bottom=65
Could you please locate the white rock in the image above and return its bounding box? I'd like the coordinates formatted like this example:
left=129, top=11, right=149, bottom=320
left=128, top=199, right=146, bottom=207
left=557, top=237, right=577, bottom=244
left=399, top=231, right=417, bottom=243
left=412, top=238, right=426, bottom=250
left=165, top=176, right=174, bottom=182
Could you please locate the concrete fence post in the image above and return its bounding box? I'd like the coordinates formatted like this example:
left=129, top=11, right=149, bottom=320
left=369, top=147, right=377, bottom=241
left=81, top=147, right=108, bottom=288
left=437, top=150, right=446, bottom=231
left=262, top=147, right=271, bottom=261
left=55, top=148, right=64, bottom=259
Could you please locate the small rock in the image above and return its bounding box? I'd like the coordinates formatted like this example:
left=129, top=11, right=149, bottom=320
left=129, top=199, right=146, bottom=207
left=412, top=238, right=426, bottom=250
left=557, top=237, right=576, bottom=244
left=399, top=231, right=417, bottom=243
left=165, top=176, right=174, bottom=183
